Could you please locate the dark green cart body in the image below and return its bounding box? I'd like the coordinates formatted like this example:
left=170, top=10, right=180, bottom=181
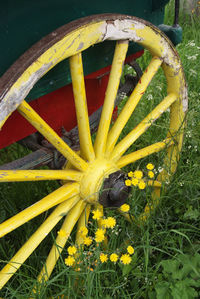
left=0, top=0, right=170, bottom=101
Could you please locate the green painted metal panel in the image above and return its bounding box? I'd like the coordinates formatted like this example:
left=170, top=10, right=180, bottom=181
left=0, top=0, right=169, bottom=100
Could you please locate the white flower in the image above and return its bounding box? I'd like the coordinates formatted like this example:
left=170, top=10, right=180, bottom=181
left=147, top=94, right=153, bottom=101
left=187, top=41, right=195, bottom=47
left=190, top=69, right=197, bottom=76
left=186, top=54, right=198, bottom=60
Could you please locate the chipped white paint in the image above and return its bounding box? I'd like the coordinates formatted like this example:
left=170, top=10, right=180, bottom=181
left=182, top=85, right=188, bottom=112
left=160, top=38, right=180, bottom=73
left=0, top=63, right=52, bottom=125
left=103, top=19, right=143, bottom=42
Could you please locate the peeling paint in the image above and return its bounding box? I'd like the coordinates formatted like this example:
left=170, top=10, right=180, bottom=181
left=0, top=62, right=52, bottom=124
left=76, top=42, right=84, bottom=51
left=182, top=85, right=188, bottom=112
left=103, top=19, right=143, bottom=42
left=159, top=38, right=180, bottom=73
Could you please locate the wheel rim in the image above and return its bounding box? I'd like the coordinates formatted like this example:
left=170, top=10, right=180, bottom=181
left=0, top=14, right=187, bottom=289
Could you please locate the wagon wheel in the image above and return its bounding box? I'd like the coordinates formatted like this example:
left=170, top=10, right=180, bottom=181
left=0, top=14, right=187, bottom=289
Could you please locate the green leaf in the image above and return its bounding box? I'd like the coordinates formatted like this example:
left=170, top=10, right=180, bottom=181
left=183, top=206, right=200, bottom=220
left=155, top=281, right=172, bottom=299
left=171, top=280, right=199, bottom=299
left=122, top=264, right=133, bottom=276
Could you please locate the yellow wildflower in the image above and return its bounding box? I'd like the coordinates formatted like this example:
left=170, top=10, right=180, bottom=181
left=120, top=254, right=132, bottom=265
left=92, top=209, right=103, bottom=220
left=57, top=229, right=67, bottom=238
left=125, top=179, right=132, bottom=186
left=144, top=205, right=150, bottom=213
left=133, top=170, right=143, bottom=179
left=100, top=253, right=108, bottom=263
left=67, top=246, right=77, bottom=255
left=110, top=253, right=118, bottom=263
left=99, top=218, right=106, bottom=227
left=127, top=245, right=135, bottom=255
left=132, top=178, right=139, bottom=186
left=120, top=204, right=130, bottom=213
left=148, top=171, right=154, bottom=178
left=103, top=217, right=116, bottom=229
left=146, top=163, right=154, bottom=170
left=84, top=236, right=93, bottom=246
left=128, top=171, right=134, bottom=177
left=65, top=256, right=75, bottom=266
left=95, top=228, right=105, bottom=243
left=138, top=180, right=146, bottom=190
left=79, top=226, right=88, bottom=237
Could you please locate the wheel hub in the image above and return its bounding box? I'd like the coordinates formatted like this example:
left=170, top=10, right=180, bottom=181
left=99, top=171, right=130, bottom=207
left=80, top=158, right=118, bottom=204
left=80, top=158, right=130, bottom=206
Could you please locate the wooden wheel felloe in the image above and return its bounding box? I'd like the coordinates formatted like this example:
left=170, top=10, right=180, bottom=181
left=0, top=14, right=187, bottom=289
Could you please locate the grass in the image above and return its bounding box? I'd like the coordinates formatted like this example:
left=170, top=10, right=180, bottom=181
left=0, top=1, right=200, bottom=298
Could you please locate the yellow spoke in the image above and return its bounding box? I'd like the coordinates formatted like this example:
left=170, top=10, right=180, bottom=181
left=94, top=40, right=129, bottom=158
left=17, top=101, right=88, bottom=172
left=76, top=204, right=91, bottom=247
left=111, top=93, right=177, bottom=161
left=106, top=56, right=162, bottom=154
left=37, top=200, right=86, bottom=282
left=0, top=182, right=80, bottom=238
left=147, top=180, right=162, bottom=188
left=0, top=169, right=82, bottom=182
left=117, top=137, right=174, bottom=168
left=69, top=53, right=95, bottom=162
left=0, top=195, right=79, bottom=290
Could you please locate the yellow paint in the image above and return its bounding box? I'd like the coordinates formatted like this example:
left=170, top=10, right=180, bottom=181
left=106, top=56, right=163, bottom=155
left=0, top=16, right=187, bottom=291
left=37, top=200, right=86, bottom=282
left=0, top=21, right=106, bottom=128
left=0, top=169, right=82, bottom=182
left=117, top=137, right=174, bottom=168
left=111, top=93, right=177, bottom=161
left=80, top=158, right=118, bottom=203
left=0, top=195, right=79, bottom=289
left=0, top=183, right=80, bottom=238
left=69, top=53, right=95, bottom=162
left=18, top=100, right=88, bottom=172
left=94, top=40, right=129, bottom=158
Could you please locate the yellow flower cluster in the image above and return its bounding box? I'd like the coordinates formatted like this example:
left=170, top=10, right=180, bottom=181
left=101, top=217, right=116, bottom=229
left=65, top=245, right=77, bottom=267
left=64, top=211, right=135, bottom=271
left=125, top=164, right=156, bottom=189
left=100, top=245, right=135, bottom=265
left=126, top=169, right=146, bottom=190
left=95, top=228, right=106, bottom=243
